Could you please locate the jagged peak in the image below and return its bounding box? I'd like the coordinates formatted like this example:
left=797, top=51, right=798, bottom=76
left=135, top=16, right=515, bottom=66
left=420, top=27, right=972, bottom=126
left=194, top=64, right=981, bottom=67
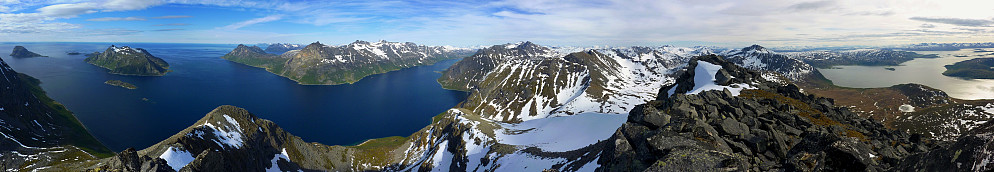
left=302, top=41, right=327, bottom=50
left=200, top=105, right=258, bottom=125
left=741, top=44, right=773, bottom=54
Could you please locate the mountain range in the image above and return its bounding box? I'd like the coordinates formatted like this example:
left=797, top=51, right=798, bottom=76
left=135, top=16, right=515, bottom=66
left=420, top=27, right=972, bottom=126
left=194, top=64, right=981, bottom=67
left=223, top=40, right=474, bottom=85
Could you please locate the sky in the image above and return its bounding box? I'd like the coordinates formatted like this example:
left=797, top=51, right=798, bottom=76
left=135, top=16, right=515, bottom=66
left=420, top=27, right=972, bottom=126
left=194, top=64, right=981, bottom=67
left=0, top=0, right=993, bottom=48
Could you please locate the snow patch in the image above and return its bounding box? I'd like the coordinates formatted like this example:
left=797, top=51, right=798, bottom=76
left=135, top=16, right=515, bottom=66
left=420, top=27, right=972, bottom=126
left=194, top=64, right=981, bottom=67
left=198, top=115, right=244, bottom=149
left=683, top=61, right=755, bottom=96
left=899, top=104, right=915, bottom=113
left=159, top=147, right=195, bottom=171
left=265, top=148, right=299, bottom=172
left=496, top=113, right=628, bottom=152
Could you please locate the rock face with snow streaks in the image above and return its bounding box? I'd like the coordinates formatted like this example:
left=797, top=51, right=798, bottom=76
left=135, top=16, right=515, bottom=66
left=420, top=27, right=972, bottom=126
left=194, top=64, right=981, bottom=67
left=440, top=42, right=714, bottom=123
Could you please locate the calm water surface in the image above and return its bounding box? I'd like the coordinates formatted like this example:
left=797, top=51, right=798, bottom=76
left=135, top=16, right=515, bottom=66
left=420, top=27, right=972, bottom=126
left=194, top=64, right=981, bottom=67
left=0, top=42, right=468, bottom=151
left=819, top=48, right=994, bottom=100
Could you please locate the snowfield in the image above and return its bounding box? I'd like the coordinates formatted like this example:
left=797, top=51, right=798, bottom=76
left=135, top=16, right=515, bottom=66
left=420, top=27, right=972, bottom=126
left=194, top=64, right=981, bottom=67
left=159, top=146, right=194, bottom=171
left=496, top=113, right=628, bottom=152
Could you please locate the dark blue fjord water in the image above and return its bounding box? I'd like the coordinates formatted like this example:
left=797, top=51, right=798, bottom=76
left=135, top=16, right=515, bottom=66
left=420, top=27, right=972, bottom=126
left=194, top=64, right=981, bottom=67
left=0, top=42, right=468, bottom=151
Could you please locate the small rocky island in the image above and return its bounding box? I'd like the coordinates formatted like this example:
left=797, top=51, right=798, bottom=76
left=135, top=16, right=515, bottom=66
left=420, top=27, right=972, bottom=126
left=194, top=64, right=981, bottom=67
left=942, top=57, right=994, bottom=79
left=104, top=80, right=137, bottom=89
left=10, top=46, right=46, bottom=57
left=84, top=45, right=170, bottom=76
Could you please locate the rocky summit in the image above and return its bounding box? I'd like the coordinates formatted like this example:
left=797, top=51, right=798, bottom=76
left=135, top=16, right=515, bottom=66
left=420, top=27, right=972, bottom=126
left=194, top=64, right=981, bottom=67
left=84, top=45, right=170, bottom=76
left=599, top=55, right=934, bottom=171
left=9, top=46, right=46, bottom=58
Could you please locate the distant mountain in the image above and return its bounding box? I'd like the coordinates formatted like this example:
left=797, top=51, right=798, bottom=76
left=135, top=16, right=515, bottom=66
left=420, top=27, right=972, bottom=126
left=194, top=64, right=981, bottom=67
left=84, top=45, right=170, bottom=76
left=717, top=45, right=821, bottom=82
left=901, top=42, right=994, bottom=51
left=0, top=57, right=112, bottom=171
left=263, top=43, right=304, bottom=53
left=9, top=46, right=46, bottom=58
left=222, top=40, right=474, bottom=85
left=783, top=49, right=939, bottom=68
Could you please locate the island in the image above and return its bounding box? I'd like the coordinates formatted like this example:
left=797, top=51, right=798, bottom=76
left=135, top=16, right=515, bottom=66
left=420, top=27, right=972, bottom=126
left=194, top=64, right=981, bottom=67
left=104, top=80, right=137, bottom=89
left=885, top=67, right=896, bottom=71
left=10, top=46, right=47, bottom=57
left=942, top=58, right=994, bottom=79
left=84, top=45, right=170, bottom=76
left=66, top=52, right=82, bottom=55
left=221, top=40, right=472, bottom=85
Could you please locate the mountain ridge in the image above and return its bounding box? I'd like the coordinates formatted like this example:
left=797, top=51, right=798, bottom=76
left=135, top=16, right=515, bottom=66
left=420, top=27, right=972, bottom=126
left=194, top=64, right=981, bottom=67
left=223, top=40, right=473, bottom=85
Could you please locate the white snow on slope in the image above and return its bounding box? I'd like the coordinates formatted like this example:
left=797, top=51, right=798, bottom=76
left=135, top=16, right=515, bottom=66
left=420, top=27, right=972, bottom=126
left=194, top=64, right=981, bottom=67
left=668, top=61, right=755, bottom=97
left=497, top=113, right=628, bottom=152
left=266, top=148, right=300, bottom=172
left=199, top=115, right=244, bottom=149
left=159, top=146, right=194, bottom=171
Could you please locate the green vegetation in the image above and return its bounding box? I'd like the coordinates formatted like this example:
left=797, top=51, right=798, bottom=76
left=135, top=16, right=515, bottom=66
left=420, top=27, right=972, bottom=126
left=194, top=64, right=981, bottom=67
left=942, top=58, right=994, bottom=79
left=84, top=46, right=169, bottom=76
left=103, top=80, right=137, bottom=89
left=19, top=73, right=114, bottom=158
left=221, top=52, right=289, bottom=73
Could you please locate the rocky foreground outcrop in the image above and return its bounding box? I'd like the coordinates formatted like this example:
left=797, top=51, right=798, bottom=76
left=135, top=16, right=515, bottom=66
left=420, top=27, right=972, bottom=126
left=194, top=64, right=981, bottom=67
left=598, top=55, right=936, bottom=171
left=9, top=46, right=46, bottom=58
left=84, top=45, right=170, bottom=76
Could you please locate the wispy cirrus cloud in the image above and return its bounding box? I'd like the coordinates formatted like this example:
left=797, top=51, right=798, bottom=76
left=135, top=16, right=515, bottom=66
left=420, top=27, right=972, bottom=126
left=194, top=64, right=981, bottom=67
left=87, top=16, right=146, bottom=21
left=153, top=23, right=190, bottom=26
left=909, top=17, right=994, bottom=27
left=151, top=15, right=192, bottom=19
left=221, top=15, right=282, bottom=30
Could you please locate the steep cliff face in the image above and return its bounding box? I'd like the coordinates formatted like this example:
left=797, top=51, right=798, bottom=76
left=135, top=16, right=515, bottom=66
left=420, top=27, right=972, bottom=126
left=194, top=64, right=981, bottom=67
left=599, top=55, right=931, bottom=171
left=223, top=40, right=472, bottom=85
left=84, top=45, right=170, bottom=76
left=9, top=46, right=46, bottom=58
left=0, top=57, right=112, bottom=171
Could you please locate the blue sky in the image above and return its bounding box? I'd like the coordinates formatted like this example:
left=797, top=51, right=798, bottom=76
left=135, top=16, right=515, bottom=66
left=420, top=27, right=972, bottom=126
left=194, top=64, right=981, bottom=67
left=1, top=0, right=993, bottom=47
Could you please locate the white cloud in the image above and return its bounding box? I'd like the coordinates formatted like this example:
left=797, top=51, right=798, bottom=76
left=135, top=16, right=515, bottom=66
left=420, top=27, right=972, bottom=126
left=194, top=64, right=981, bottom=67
left=102, top=0, right=161, bottom=11
left=151, top=15, right=192, bottom=19
left=36, top=2, right=98, bottom=18
left=87, top=16, right=146, bottom=21
left=221, top=15, right=283, bottom=30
